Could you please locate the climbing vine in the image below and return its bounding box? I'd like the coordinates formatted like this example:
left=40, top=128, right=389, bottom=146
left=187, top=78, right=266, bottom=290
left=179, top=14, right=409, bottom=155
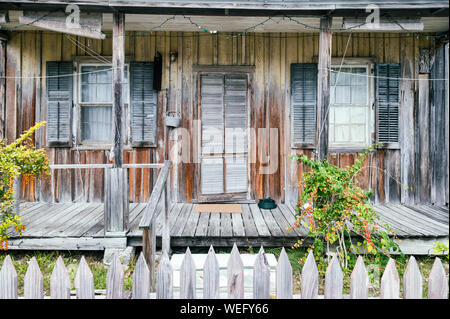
left=0, top=122, right=50, bottom=250
left=289, top=144, right=400, bottom=270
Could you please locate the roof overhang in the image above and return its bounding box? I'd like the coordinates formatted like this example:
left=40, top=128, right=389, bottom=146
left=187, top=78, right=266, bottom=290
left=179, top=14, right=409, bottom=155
left=0, top=1, right=448, bottom=17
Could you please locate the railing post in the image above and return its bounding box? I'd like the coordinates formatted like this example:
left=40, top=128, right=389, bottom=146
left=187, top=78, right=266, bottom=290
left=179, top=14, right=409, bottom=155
left=13, top=176, right=21, bottom=215
left=162, top=180, right=171, bottom=255
left=104, top=167, right=129, bottom=235
left=142, top=224, right=156, bottom=292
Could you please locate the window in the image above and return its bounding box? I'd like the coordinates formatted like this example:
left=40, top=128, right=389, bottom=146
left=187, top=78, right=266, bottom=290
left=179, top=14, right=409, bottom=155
left=329, top=65, right=372, bottom=148
left=78, top=64, right=129, bottom=143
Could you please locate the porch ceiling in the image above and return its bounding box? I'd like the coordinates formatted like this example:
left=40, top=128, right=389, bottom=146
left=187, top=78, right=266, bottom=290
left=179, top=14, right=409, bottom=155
left=2, top=11, right=449, bottom=33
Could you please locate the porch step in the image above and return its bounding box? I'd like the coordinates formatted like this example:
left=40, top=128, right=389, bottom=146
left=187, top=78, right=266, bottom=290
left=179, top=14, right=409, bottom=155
left=171, top=253, right=278, bottom=298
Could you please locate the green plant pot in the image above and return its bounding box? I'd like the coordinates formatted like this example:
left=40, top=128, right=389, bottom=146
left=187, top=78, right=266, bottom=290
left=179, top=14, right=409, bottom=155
left=258, top=198, right=277, bottom=209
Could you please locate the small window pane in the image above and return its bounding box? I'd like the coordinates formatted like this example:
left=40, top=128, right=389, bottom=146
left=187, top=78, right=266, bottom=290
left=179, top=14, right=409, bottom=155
left=335, top=107, right=349, bottom=124
left=335, top=125, right=350, bottom=142
left=351, top=125, right=366, bottom=143
left=351, top=107, right=366, bottom=124
left=335, top=86, right=351, bottom=104
left=81, top=106, right=112, bottom=142
left=351, top=68, right=367, bottom=86
left=351, top=86, right=367, bottom=104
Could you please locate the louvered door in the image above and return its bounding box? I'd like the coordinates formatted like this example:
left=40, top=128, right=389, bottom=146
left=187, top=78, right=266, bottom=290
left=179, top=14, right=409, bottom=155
left=199, top=73, right=249, bottom=201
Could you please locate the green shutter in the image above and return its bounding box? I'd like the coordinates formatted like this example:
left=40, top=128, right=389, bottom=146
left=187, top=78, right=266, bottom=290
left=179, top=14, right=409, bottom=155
left=130, top=62, right=157, bottom=147
left=46, top=61, right=73, bottom=147
left=376, top=63, right=400, bottom=144
left=291, top=63, right=317, bottom=145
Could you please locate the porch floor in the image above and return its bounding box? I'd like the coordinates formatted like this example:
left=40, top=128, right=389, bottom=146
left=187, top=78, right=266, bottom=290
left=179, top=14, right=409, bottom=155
left=8, top=202, right=449, bottom=254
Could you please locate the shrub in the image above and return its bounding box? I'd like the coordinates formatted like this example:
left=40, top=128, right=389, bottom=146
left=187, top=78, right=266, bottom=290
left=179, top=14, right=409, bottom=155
left=0, top=121, right=50, bottom=249
left=289, top=144, right=399, bottom=270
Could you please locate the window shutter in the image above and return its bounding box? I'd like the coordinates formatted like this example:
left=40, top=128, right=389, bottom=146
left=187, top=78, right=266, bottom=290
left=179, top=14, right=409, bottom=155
left=130, top=62, right=157, bottom=147
left=46, top=61, right=73, bottom=147
left=376, top=63, right=400, bottom=144
left=291, top=63, right=317, bottom=145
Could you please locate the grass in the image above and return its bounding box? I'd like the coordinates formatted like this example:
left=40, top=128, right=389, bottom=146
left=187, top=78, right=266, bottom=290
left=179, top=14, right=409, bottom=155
left=1, top=247, right=448, bottom=298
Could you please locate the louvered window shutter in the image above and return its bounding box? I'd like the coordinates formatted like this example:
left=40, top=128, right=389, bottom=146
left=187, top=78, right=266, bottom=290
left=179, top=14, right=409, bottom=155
left=46, top=61, right=73, bottom=147
left=376, top=63, right=400, bottom=144
left=291, top=63, right=317, bottom=145
left=130, top=62, right=157, bottom=147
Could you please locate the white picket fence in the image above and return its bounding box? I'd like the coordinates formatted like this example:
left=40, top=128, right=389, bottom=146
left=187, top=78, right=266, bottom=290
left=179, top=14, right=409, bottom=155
left=0, top=244, right=448, bottom=299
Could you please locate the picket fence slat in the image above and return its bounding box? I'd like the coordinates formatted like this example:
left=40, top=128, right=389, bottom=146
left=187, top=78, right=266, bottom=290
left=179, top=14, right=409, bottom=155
left=324, top=255, right=343, bottom=299
left=276, top=248, right=293, bottom=299
left=75, top=256, right=95, bottom=299
left=0, top=256, right=18, bottom=299
left=180, top=247, right=196, bottom=299
left=428, top=257, right=448, bottom=299
left=350, top=256, right=369, bottom=299
left=133, top=252, right=150, bottom=299
left=50, top=256, right=71, bottom=299
left=106, top=254, right=125, bottom=299
left=0, top=246, right=448, bottom=299
left=156, top=251, right=173, bottom=299
left=380, top=258, right=400, bottom=299
left=24, top=257, right=44, bottom=299
left=203, top=246, right=220, bottom=299
left=301, top=251, right=318, bottom=299
left=228, top=243, right=244, bottom=299
left=403, top=256, right=422, bottom=299
left=253, top=247, right=270, bottom=299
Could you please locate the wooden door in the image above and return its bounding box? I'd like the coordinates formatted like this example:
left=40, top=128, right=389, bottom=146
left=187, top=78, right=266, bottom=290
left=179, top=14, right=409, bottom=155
left=198, top=73, right=250, bottom=202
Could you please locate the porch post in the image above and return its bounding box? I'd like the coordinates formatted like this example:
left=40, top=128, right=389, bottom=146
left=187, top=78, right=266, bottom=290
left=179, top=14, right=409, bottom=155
left=112, top=12, right=125, bottom=168
left=105, top=12, right=128, bottom=236
left=316, top=16, right=332, bottom=161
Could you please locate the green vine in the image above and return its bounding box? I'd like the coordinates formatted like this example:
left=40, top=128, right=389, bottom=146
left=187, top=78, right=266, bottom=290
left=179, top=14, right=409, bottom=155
left=289, top=143, right=400, bottom=270
left=0, top=121, right=50, bottom=249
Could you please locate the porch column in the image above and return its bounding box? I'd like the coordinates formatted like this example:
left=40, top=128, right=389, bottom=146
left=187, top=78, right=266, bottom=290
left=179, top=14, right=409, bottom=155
left=0, top=33, right=6, bottom=141
left=105, top=12, right=128, bottom=236
left=315, top=16, right=332, bottom=161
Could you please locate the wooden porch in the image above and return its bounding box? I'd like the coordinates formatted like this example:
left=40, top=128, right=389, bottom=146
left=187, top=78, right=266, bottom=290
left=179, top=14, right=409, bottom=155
left=8, top=201, right=449, bottom=254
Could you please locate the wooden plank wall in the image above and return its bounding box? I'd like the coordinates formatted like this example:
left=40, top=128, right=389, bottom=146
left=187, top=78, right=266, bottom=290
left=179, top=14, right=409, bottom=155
left=3, top=31, right=444, bottom=206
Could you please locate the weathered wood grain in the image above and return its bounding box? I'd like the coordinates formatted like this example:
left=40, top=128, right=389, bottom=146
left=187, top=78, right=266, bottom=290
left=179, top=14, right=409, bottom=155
left=75, top=256, right=95, bottom=299
left=24, top=257, right=44, bottom=299
left=380, top=258, right=400, bottom=299
left=203, top=246, right=220, bottom=299
left=0, top=256, right=18, bottom=299
left=301, top=251, right=318, bottom=299
left=106, top=254, right=124, bottom=299
left=324, top=255, right=343, bottom=299
left=350, top=256, right=369, bottom=299
left=180, top=247, right=196, bottom=299
left=50, top=256, right=71, bottom=299
left=227, top=244, right=244, bottom=299
left=253, top=247, right=270, bottom=299
left=133, top=252, right=150, bottom=299
left=276, top=247, right=293, bottom=299
left=403, top=256, right=422, bottom=299
left=156, top=251, right=173, bottom=299
left=428, top=257, right=448, bottom=299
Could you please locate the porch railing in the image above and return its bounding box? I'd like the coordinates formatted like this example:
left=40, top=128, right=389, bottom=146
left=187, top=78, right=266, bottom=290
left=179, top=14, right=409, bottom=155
left=12, top=161, right=173, bottom=284
left=138, top=160, right=172, bottom=291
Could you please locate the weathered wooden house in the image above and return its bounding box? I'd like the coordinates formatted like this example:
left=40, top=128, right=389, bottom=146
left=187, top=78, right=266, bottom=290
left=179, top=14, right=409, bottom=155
left=0, top=1, right=448, bottom=257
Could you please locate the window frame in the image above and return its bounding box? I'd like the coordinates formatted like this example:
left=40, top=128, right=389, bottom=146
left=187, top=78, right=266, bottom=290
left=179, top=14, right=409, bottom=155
left=328, top=62, right=375, bottom=151
left=74, top=62, right=131, bottom=148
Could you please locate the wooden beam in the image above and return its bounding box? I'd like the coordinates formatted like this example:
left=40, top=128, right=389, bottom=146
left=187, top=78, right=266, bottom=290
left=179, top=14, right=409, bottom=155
left=18, top=11, right=105, bottom=40
left=112, top=12, right=125, bottom=168
left=342, top=18, right=424, bottom=31
left=315, top=16, right=332, bottom=161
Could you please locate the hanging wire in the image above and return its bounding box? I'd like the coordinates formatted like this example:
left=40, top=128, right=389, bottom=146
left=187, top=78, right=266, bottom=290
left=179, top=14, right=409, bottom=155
left=1, top=10, right=447, bottom=40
